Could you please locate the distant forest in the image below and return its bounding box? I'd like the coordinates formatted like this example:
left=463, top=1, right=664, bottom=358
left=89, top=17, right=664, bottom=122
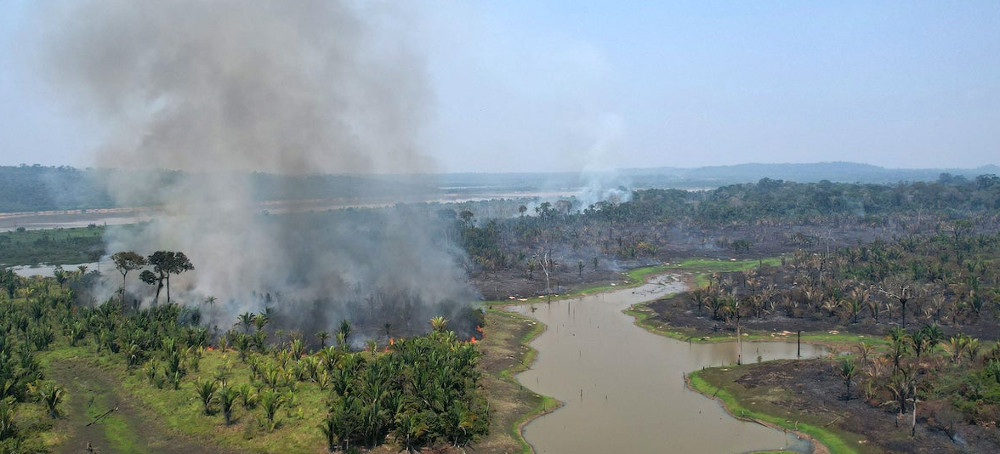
left=2, top=163, right=998, bottom=213
left=0, top=165, right=436, bottom=213
left=453, top=173, right=1000, bottom=275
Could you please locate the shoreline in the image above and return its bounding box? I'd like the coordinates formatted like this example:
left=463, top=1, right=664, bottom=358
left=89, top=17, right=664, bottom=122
left=684, top=371, right=835, bottom=454
left=498, top=262, right=840, bottom=453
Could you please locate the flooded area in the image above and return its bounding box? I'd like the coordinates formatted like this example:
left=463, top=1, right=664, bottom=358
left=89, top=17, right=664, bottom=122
left=9, top=260, right=110, bottom=278
left=508, top=275, right=827, bottom=454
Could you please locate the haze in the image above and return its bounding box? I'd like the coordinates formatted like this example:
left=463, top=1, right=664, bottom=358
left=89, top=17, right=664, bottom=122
left=0, top=1, right=997, bottom=173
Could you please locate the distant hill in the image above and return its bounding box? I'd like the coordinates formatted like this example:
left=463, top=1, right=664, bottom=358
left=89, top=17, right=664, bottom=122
left=1, top=162, right=997, bottom=213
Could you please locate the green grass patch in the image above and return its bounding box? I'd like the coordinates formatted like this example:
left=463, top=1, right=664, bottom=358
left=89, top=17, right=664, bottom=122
left=85, top=404, right=149, bottom=454
left=119, top=350, right=328, bottom=452
left=0, top=225, right=107, bottom=265
left=669, top=257, right=782, bottom=287
left=689, top=368, right=860, bottom=454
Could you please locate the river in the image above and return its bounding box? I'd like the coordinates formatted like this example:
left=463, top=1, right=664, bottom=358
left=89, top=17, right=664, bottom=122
left=508, top=274, right=826, bottom=454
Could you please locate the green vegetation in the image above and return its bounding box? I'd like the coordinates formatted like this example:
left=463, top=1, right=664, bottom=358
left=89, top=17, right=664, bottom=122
left=0, top=269, right=489, bottom=453
left=0, top=225, right=105, bottom=266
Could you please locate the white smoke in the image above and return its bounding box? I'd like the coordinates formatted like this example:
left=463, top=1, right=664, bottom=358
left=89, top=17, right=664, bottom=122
left=576, top=112, right=632, bottom=209
left=41, top=0, right=479, bottom=336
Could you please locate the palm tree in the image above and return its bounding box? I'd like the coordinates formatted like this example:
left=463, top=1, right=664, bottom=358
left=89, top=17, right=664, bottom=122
left=217, top=386, right=239, bottom=425
left=842, top=297, right=863, bottom=324
left=337, top=320, right=353, bottom=349
left=887, top=366, right=917, bottom=418
left=966, top=337, right=981, bottom=364
left=195, top=379, right=218, bottom=415
left=36, top=383, right=65, bottom=418
left=840, top=358, right=858, bottom=399
left=259, top=389, right=285, bottom=431
left=315, top=331, right=330, bottom=349
left=909, top=329, right=929, bottom=359
left=236, top=312, right=255, bottom=334
left=855, top=341, right=874, bottom=367
left=887, top=327, right=910, bottom=372
left=430, top=316, right=448, bottom=333
left=0, top=397, right=16, bottom=438
left=236, top=384, right=258, bottom=410
left=943, top=335, right=970, bottom=364
left=394, top=409, right=430, bottom=454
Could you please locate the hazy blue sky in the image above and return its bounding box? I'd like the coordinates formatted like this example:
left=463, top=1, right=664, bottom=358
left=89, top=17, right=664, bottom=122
left=1, top=1, right=998, bottom=173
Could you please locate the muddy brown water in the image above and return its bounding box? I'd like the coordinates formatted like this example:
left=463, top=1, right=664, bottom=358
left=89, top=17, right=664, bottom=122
left=508, top=275, right=826, bottom=454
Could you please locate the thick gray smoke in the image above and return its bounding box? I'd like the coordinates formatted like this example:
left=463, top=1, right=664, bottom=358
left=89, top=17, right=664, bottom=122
left=42, top=1, right=479, bottom=338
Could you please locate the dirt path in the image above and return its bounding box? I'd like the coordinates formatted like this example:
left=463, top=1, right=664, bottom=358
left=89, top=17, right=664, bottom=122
left=47, top=358, right=238, bottom=454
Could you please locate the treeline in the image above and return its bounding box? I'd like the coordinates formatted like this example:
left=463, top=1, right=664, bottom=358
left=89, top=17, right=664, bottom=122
left=453, top=175, right=1000, bottom=274
left=0, top=165, right=114, bottom=213
left=0, top=226, right=105, bottom=266
left=687, top=231, right=1000, bottom=337
left=575, top=173, right=1000, bottom=226
left=669, top=232, right=1000, bottom=440
left=0, top=166, right=438, bottom=214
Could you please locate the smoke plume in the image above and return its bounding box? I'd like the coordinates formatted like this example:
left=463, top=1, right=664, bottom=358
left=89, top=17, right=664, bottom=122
left=42, top=1, right=479, bottom=338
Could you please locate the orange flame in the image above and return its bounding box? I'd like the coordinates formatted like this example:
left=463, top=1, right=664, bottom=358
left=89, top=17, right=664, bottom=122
left=469, top=336, right=478, bottom=344
left=205, top=346, right=215, bottom=352
left=389, top=337, right=395, bottom=345
left=475, top=325, right=484, bottom=333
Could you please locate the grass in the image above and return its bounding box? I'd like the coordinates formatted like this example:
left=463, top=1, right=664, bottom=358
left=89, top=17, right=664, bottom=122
left=124, top=350, right=329, bottom=453
left=86, top=402, right=149, bottom=454
left=39, top=343, right=334, bottom=453
left=30, top=306, right=552, bottom=454
left=668, top=256, right=783, bottom=287
left=478, top=308, right=559, bottom=454
left=688, top=368, right=861, bottom=454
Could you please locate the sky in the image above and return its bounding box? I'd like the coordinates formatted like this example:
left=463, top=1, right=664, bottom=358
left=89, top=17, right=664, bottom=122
left=0, top=1, right=998, bottom=174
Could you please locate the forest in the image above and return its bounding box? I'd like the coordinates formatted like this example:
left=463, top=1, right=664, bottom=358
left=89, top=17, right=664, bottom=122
left=3, top=173, right=1000, bottom=453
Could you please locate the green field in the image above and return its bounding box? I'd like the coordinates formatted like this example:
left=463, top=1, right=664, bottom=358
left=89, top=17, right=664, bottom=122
left=0, top=225, right=107, bottom=266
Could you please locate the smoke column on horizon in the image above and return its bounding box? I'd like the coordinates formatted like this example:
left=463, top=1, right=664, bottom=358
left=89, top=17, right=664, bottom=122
left=576, top=112, right=632, bottom=209
left=40, top=1, right=479, bottom=337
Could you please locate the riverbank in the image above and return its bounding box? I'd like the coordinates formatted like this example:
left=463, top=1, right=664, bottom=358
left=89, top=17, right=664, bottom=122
left=476, top=264, right=679, bottom=453
left=499, top=267, right=824, bottom=453
left=617, top=259, right=1000, bottom=454
left=689, top=358, right=1000, bottom=454
left=611, top=261, right=862, bottom=454
left=477, top=309, right=560, bottom=454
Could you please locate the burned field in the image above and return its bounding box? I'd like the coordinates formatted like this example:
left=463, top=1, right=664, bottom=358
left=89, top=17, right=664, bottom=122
left=698, top=358, right=1000, bottom=454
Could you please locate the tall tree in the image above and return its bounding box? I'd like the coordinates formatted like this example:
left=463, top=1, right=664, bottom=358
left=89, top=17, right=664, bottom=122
left=146, top=251, right=195, bottom=303
left=111, top=251, right=147, bottom=304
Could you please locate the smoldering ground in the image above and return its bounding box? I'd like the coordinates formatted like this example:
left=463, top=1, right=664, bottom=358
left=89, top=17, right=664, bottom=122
left=40, top=1, right=482, bottom=338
